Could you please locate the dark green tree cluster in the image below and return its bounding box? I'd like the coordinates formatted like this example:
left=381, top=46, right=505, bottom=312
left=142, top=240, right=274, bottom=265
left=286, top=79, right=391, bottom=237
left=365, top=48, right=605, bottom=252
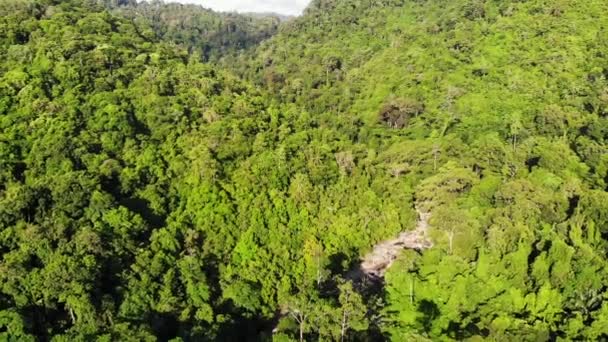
left=0, top=0, right=405, bottom=340
left=112, top=0, right=281, bottom=62
left=2, top=0, right=608, bottom=340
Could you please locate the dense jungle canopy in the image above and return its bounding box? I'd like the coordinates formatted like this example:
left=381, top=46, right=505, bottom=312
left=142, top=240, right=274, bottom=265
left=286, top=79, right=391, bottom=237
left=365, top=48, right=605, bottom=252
left=1, top=0, right=608, bottom=340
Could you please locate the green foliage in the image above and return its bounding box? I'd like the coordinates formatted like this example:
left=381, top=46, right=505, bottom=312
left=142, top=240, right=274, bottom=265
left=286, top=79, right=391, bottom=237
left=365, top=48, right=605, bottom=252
left=2, top=0, right=608, bottom=340
left=112, top=0, right=281, bottom=62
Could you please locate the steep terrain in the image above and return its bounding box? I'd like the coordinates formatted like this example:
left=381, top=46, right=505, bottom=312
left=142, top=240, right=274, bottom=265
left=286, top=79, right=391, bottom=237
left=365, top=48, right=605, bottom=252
left=1, top=0, right=608, bottom=341
left=111, top=1, right=281, bottom=61
left=233, top=0, right=608, bottom=339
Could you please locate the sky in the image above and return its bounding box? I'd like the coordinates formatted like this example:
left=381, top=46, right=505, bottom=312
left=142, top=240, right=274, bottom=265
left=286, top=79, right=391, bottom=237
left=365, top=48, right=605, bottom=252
left=176, top=0, right=311, bottom=16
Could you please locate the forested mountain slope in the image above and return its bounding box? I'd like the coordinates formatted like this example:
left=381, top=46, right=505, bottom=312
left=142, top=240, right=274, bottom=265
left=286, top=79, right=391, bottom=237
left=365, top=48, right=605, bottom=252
left=111, top=0, right=281, bottom=61
left=0, top=0, right=271, bottom=339
left=1, top=0, right=608, bottom=341
left=242, top=0, right=608, bottom=340
left=0, top=0, right=406, bottom=340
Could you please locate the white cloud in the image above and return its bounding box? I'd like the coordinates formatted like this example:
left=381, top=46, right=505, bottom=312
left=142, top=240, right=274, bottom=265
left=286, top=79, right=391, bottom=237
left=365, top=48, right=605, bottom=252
left=176, top=0, right=311, bottom=15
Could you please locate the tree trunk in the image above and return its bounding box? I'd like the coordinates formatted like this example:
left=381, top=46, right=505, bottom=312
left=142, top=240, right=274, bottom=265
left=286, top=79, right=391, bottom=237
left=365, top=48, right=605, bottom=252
left=341, top=310, right=348, bottom=342
left=409, top=277, right=414, bottom=304
left=69, top=307, right=76, bottom=324
left=316, top=253, right=322, bottom=288
left=448, top=230, right=454, bottom=254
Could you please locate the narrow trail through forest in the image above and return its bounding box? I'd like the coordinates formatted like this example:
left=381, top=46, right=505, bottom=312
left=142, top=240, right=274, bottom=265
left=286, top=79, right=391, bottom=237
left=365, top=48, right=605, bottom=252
left=350, top=206, right=433, bottom=281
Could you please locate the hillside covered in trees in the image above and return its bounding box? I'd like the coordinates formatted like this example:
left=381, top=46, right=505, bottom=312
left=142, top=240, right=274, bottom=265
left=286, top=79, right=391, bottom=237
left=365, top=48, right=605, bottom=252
left=111, top=0, right=281, bottom=62
left=1, top=0, right=608, bottom=341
